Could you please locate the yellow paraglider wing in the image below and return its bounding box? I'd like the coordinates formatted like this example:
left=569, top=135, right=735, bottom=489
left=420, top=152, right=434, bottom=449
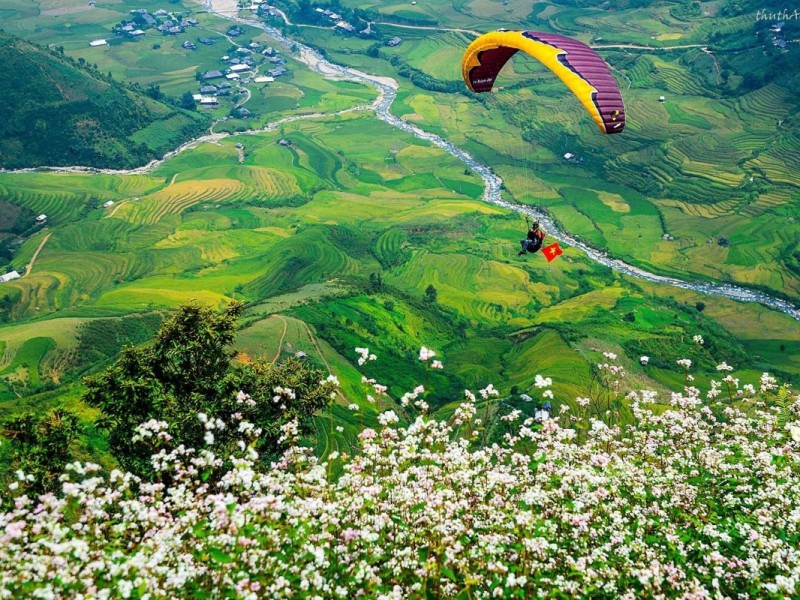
left=462, top=30, right=625, bottom=134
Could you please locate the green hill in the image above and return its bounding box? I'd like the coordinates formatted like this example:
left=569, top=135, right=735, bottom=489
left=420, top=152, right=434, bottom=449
left=0, top=32, right=210, bottom=170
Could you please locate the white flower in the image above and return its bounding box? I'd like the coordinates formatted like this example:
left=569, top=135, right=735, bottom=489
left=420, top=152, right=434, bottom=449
left=348, top=403, right=360, bottom=411
left=716, top=362, right=734, bottom=372
left=479, top=384, right=499, bottom=399
left=760, top=372, right=777, bottom=392
left=431, top=360, right=443, bottom=370
left=326, top=374, right=340, bottom=386
left=677, top=359, right=692, bottom=369
left=419, top=346, right=436, bottom=361
left=693, top=335, right=704, bottom=345
left=378, top=410, right=399, bottom=426
left=355, top=347, right=376, bottom=366
left=204, top=432, right=215, bottom=446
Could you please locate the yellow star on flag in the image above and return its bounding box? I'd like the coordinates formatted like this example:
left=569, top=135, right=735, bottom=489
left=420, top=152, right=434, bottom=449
left=542, top=242, right=563, bottom=262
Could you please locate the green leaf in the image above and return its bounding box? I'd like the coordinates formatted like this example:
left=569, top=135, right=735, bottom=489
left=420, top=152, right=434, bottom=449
left=193, top=521, right=209, bottom=539
left=209, top=547, right=233, bottom=564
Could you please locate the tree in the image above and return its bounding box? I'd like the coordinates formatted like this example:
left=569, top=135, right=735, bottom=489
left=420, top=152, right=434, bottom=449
left=1, top=409, right=81, bottom=496
left=366, top=43, right=381, bottom=58
left=695, top=301, right=706, bottom=312
left=145, top=84, right=163, bottom=100
left=84, top=303, right=336, bottom=479
left=424, top=284, right=438, bottom=304
left=180, top=91, right=197, bottom=110
left=369, top=272, right=383, bottom=293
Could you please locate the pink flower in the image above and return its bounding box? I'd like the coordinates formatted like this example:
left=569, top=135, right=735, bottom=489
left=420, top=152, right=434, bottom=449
left=342, top=528, right=361, bottom=543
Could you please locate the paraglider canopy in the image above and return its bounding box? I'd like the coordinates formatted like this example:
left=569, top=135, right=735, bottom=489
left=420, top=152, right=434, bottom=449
left=462, top=30, right=625, bottom=134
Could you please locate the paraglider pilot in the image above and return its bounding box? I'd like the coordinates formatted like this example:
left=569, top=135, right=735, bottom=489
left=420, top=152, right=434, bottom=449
left=518, top=217, right=545, bottom=256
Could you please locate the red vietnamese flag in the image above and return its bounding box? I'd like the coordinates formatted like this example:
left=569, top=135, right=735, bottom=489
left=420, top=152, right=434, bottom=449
left=542, top=242, right=563, bottom=262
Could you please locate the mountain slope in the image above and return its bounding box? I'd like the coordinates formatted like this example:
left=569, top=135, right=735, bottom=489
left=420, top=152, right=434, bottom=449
left=0, top=33, right=210, bottom=169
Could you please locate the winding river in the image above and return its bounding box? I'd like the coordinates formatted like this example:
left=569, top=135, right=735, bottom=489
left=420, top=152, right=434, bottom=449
left=5, top=0, right=800, bottom=321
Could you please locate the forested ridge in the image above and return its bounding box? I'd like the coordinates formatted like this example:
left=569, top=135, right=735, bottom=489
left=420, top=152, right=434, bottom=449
left=0, top=32, right=209, bottom=169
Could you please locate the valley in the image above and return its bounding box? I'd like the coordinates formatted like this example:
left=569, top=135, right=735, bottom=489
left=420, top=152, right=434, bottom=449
left=0, top=0, right=798, bottom=460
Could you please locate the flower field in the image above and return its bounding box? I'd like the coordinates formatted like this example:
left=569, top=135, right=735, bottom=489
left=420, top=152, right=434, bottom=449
left=2, top=352, right=799, bottom=599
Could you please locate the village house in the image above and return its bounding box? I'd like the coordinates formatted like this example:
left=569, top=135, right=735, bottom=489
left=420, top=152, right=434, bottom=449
left=183, top=40, right=197, bottom=49
left=89, top=39, right=108, bottom=46
left=128, top=8, right=158, bottom=26
left=198, top=37, right=215, bottom=45
left=229, top=63, right=251, bottom=72
left=335, top=21, right=355, bottom=32
left=130, top=29, right=145, bottom=37
left=103, top=200, right=114, bottom=208
left=386, top=37, right=402, bottom=47
left=268, top=66, right=287, bottom=77
left=199, top=96, right=219, bottom=107
left=0, top=271, right=21, bottom=284
left=36, top=214, right=48, bottom=223
left=203, top=70, right=224, bottom=80
left=226, top=72, right=241, bottom=80
left=199, top=85, right=218, bottom=94
left=253, top=76, right=274, bottom=83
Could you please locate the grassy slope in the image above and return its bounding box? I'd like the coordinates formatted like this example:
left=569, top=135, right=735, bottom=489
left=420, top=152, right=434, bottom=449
left=2, top=111, right=797, bottom=441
